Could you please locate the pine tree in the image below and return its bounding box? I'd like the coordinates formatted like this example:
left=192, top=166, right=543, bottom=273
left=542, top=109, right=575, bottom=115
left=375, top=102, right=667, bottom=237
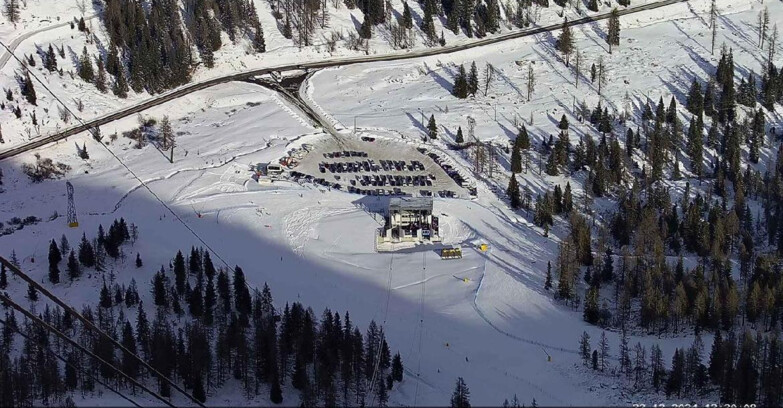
left=270, top=373, right=283, bottom=403
left=557, top=19, right=574, bottom=66
left=451, top=377, right=471, bottom=408
left=507, top=174, right=521, bottom=209
left=27, top=282, right=38, bottom=301
left=78, top=46, right=94, bottom=82
left=579, top=331, right=591, bottom=366
left=544, top=261, right=552, bottom=291
left=136, top=253, right=142, bottom=268
left=402, top=2, right=413, bottom=29
left=427, top=115, right=438, bottom=139
left=453, top=65, right=469, bottom=98
left=113, top=70, right=129, bottom=98
left=587, top=0, right=598, bottom=12
left=78, top=233, right=95, bottom=267
left=48, top=239, right=61, bottom=284
left=3, top=0, right=20, bottom=23
left=95, top=56, right=107, bottom=93
left=67, top=250, right=80, bottom=280
left=455, top=127, right=464, bottom=144
left=606, top=8, right=620, bottom=53
left=511, top=142, right=522, bottom=173
left=666, top=349, right=684, bottom=397
left=174, top=250, right=186, bottom=294
left=599, top=331, right=610, bottom=372
left=392, top=352, right=403, bottom=381
left=467, top=62, right=479, bottom=96
left=686, top=79, right=703, bottom=114
left=45, top=44, right=57, bottom=72
left=687, top=116, right=703, bottom=177
left=253, top=21, right=266, bottom=52
left=22, top=72, right=36, bottom=105
left=666, top=96, right=678, bottom=124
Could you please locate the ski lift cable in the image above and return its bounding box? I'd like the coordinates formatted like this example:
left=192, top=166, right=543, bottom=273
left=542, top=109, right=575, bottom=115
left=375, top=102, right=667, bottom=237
left=0, top=292, right=173, bottom=408
left=0, top=40, right=232, bottom=271
left=0, top=316, right=144, bottom=408
left=368, top=252, right=394, bottom=404
left=0, top=257, right=205, bottom=408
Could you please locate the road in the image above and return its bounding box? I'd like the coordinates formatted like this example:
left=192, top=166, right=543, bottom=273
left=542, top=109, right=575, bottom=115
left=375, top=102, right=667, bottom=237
left=0, top=14, right=99, bottom=71
left=0, top=0, right=685, bottom=161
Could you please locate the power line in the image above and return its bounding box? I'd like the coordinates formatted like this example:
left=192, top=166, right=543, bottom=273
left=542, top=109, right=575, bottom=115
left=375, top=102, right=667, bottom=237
left=0, top=256, right=205, bottom=408
left=368, top=252, right=394, bottom=405
left=0, top=316, right=144, bottom=408
left=0, top=292, right=173, bottom=408
left=0, top=39, right=232, bottom=271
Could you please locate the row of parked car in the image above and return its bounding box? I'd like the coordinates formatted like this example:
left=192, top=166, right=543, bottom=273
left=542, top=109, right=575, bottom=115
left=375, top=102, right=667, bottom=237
left=418, top=148, right=469, bottom=189
left=319, top=158, right=425, bottom=174
left=290, top=171, right=458, bottom=198
left=352, top=174, right=434, bottom=188
left=323, top=150, right=368, bottom=158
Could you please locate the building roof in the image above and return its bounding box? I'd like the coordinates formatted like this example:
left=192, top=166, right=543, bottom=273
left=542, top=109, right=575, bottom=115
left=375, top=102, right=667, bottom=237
left=389, top=197, right=433, bottom=212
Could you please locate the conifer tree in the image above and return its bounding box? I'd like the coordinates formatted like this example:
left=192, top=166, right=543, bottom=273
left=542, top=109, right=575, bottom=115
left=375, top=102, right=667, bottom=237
left=511, top=142, right=522, bottom=173
left=174, top=250, right=186, bottom=294
left=451, top=377, right=471, bottom=408
left=427, top=115, right=438, bottom=139
left=78, top=232, right=95, bottom=267
left=0, top=263, right=7, bottom=289
left=468, top=62, right=479, bottom=96
left=22, top=72, right=36, bottom=105
left=113, top=70, right=129, bottom=98
left=507, top=174, right=521, bottom=209
left=3, top=0, right=20, bottom=23
left=67, top=250, right=80, bottom=280
left=48, top=239, right=61, bottom=284
left=606, top=8, right=620, bottom=53
left=392, top=352, right=403, bottom=381
left=45, top=44, right=57, bottom=72
left=402, top=2, right=413, bottom=29
left=95, top=56, right=107, bottom=93
left=686, top=79, right=703, bottom=114
left=557, top=19, right=574, bottom=66
left=544, top=261, right=552, bottom=290
left=579, top=331, right=591, bottom=365
left=27, top=282, right=38, bottom=301
left=599, top=331, right=610, bottom=372
left=253, top=21, right=266, bottom=53
left=455, top=126, right=464, bottom=144
left=78, top=46, right=94, bottom=82
left=453, top=64, right=469, bottom=98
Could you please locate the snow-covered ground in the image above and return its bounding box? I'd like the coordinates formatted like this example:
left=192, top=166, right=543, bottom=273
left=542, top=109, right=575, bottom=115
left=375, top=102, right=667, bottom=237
left=1, top=0, right=782, bottom=405
left=0, top=0, right=674, bottom=149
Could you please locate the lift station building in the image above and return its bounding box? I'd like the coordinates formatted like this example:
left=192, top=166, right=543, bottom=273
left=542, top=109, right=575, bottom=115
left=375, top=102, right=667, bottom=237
left=382, top=197, right=440, bottom=243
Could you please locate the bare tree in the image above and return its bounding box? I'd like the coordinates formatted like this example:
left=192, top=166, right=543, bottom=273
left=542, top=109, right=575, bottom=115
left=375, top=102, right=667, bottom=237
left=597, top=56, right=606, bottom=96
left=768, top=23, right=778, bottom=65
left=757, top=7, right=769, bottom=49
left=3, top=0, right=21, bottom=24
left=58, top=105, right=71, bottom=123
left=484, top=63, right=494, bottom=96
left=574, top=49, right=582, bottom=88
left=709, top=0, right=718, bottom=55
left=526, top=63, right=535, bottom=101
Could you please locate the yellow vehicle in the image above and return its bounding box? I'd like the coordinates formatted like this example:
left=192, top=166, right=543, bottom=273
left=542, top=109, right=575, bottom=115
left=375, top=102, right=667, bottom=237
left=440, top=247, right=462, bottom=260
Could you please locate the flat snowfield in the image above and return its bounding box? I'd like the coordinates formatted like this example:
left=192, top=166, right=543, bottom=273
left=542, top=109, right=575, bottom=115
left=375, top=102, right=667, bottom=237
left=0, top=0, right=781, bottom=405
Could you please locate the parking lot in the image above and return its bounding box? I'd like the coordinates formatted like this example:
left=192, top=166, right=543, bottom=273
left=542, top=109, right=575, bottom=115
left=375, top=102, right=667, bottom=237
left=289, top=135, right=471, bottom=198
